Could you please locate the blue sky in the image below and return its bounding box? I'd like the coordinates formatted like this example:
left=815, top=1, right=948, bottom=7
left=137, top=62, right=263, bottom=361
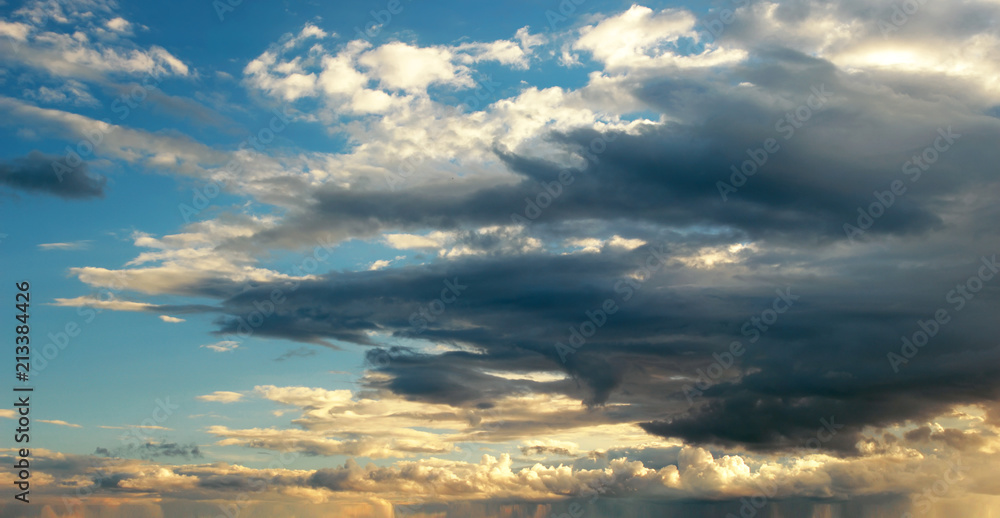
left=2, top=0, right=1000, bottom=516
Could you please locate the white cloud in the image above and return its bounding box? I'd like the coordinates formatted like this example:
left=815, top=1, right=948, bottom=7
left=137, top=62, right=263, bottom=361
left=383, top=231, right=450, bottom=250
left=359, top=42, right=469, bottom=91
left=51, top=295, right=156, bottom=312
left=483, top=370, right=569, bottom=383
left=63, top=218, right=313, bottom=297
left=565, top=235, right=647, bottom=254
left=201, top=341, right=240, bottom=353
left=38, top=239, right=92, bottom=250
left=104, top=16, right=132, bottom=34
left=369, top=259, right=392, bottom=270
left=197, top=391, right=245, bottom=403
left=0, top=20, right=31, bottom=41
left=39, top=419, right=82, bottom=428
left=23, top=79, right=99, bottom=107
left=158, top=315, right=185, bottom=323
left=3, top=0, right=189, bottom=81
left=573, top=5, right=747, bottom=71
left=99, top=424, right=171, bottom=431
left=453, top=26, right=544, bottom=70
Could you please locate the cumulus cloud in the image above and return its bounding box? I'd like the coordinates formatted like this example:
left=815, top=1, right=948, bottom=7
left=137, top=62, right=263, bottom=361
left=2, top=1, right=188, bottom=81
left=1, top=436, right=999, bottom=515
left=21, top=0, right=1000, bottom=513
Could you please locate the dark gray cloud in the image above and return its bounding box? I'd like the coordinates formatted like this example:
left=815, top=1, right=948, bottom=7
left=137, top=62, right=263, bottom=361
left=188, top=231, right=1000, bottom=455
left=96, top=442, right=203, bottom=460
left=61, top=35, right=1000, bottom=457
left=273, top=345, right=318, bottom=361
left=0, top=150, right=106, bottom=198
left=242, top=50, right=1000, bottom=253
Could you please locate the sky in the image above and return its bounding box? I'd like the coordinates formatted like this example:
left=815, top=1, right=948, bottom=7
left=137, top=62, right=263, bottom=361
left=0, top=0, right=999, bottom=516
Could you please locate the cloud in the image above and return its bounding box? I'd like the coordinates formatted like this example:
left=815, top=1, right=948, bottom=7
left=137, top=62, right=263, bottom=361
left=51, top=295, right=156, bottom=312
left=39, top=419, right=82, bottom=428
left=274, top=346, right=318, bottom=362
left=105, top=16, right=132, bottom=34
left=1, top=418, right=998, bottom=514
left=38, top=240, right=92, bottom=250
left=196, top=391, right=244, bottom=403
left=3, top=0, right=189, bottom=81
left=22, top=79, right=99, bottom=106
left=200, top=341, right=239, bottom=353
left=64, top=219, right=309, bottom=297
left=159, top=315, right=185, bottom=323
left=368, top=259, right=392, bottom=271
left=0, top=150, right=106, bottom=198
left=572, top=5, right=747, bottom=70
left=26, top=3, right=1000, bottom=511
left=95, top=441, right=202, bottom=460
left=99, top=424, right=172, bottom=431
left=360, top=42, right=468, bottom=92
left=520, top=439, right=580, bottom=457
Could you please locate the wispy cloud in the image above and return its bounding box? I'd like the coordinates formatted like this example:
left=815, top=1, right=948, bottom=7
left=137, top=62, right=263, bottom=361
left=200, top=340, right=239, bottom=353
left=99, top=424, right=172, bottom=431
left=197, top=391, right=244, bottom=403
left=39, top=419, right=82, bottom=428
left=38, top=240, right=92, bottom=250
left=273, top=346, right=317, bottom=362
left=51, top=295, right=156, bottom=312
